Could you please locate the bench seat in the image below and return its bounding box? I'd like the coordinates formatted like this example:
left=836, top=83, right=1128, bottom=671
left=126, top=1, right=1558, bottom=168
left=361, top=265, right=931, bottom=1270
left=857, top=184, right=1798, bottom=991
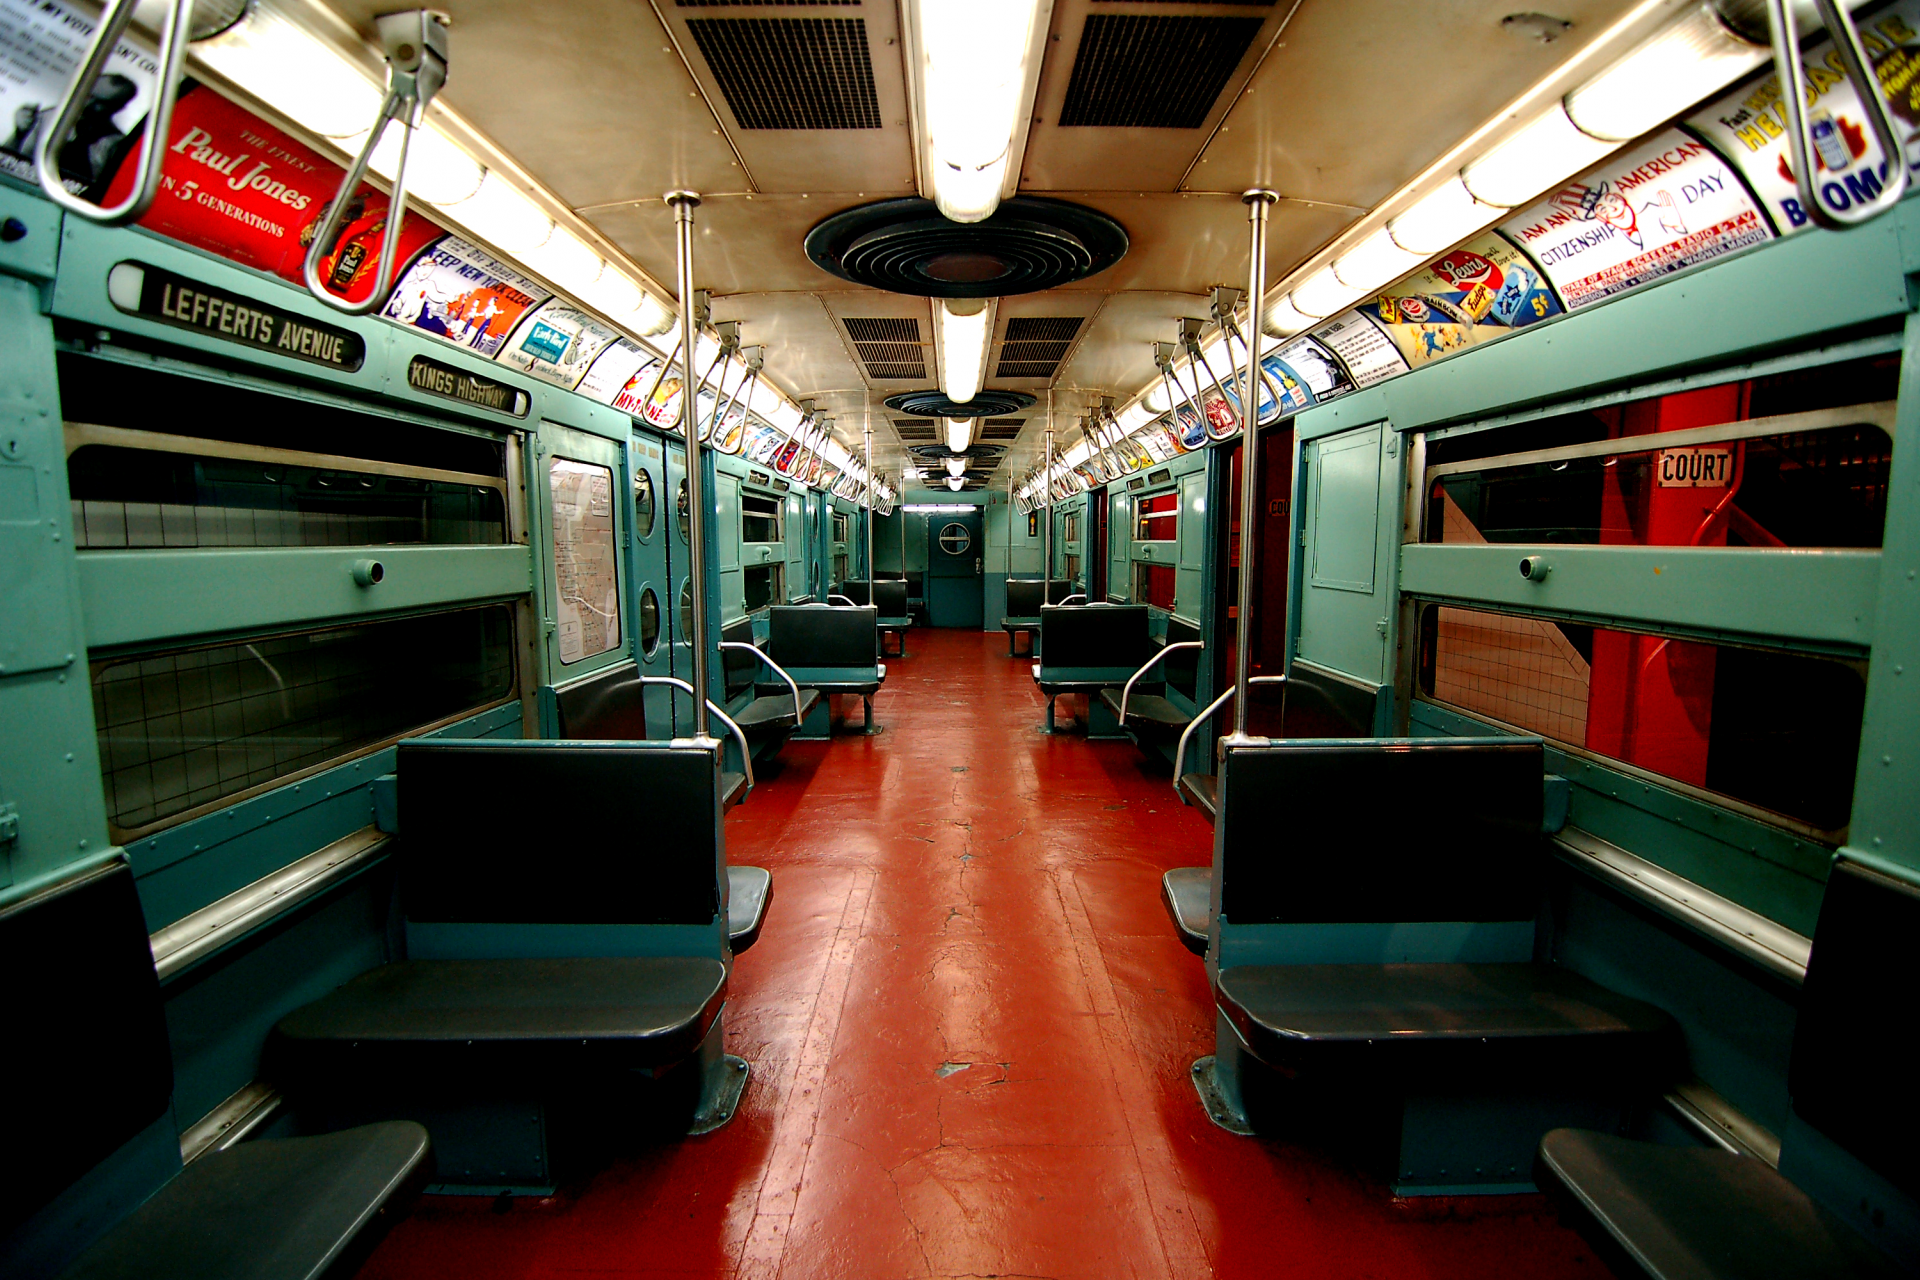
left=1215, top=962, right=1673, bottom=1082
left=1161, top=867, right=1210, bottom=956
left=727, top=866, right=773, bottom=954
left=1535, top=1128, right=1902, bottom=1280
left=273, top=957, right=727, bottom=1081
left=722, top=770, right=748, bottom=810
left=1176, top=772, right=1217, bottom=821
left=1002, top=617, right=1040, bottom=656
left=59, top=1123, right=431, bottom=1280
left=730, top=688, right=822, bottom=733
left=1097, top=687, right=1188, bottom=733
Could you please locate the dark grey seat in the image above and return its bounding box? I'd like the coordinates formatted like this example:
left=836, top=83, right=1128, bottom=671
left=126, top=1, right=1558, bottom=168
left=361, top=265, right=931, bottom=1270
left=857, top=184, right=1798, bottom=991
left=1001, top=578, right=1047, bottom=656
left=766, top=604, right=885, bottom=733
left=1536, top=1130, right=1902, bottom=1280
left=0, top=859, right=429, bottom=1280
left=1176, top=772, right=1217, bottom=821
left=59, top=1123, right=432, bottom=1280
left=841, top=580, right=911, bottom=656
left=1160, top=866, right=1209, bottom=956
left=1217, top=962, right=1672, bottom=1083
left=555, top=662, right=751, bottom=809
left=727, top=866, right=773, bottom=954
left=1032, top=603, right=1152, bottom=731
left=1536, top=857, right=1920, bottom=1278
left=273, top=956, right=728, bottom=1079
left=722, top=619, right=821, bottom=743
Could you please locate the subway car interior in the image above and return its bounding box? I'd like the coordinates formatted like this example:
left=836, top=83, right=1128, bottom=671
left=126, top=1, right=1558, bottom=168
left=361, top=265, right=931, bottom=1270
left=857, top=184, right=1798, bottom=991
left=5, top=0, right=1920, bottom=1276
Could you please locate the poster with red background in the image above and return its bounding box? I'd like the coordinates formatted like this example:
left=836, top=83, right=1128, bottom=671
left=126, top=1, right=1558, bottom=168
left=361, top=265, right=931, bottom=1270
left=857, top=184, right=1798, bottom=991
left=101, top=83, right=441, bottom=309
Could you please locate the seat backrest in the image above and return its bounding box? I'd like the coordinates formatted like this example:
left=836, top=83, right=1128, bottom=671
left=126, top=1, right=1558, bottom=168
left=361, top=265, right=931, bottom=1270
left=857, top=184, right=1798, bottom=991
left=554, top=662, right=650, bottom=740
left=721, top=618, right=759, bottom=702
left=873, top=579, right=908, bottom=617
left=1217, top=737, right=1544, bottom=925
left=1038, top=603, right=1151, bottom=671
left=1005, top=578, right=1045, bottom=616
left=0, top=860, right=173, bottom=1235
left=1281, top=660, right=1380, bottom=738
left=1789, top=857, right=1920, bottom=1201
left=837, top=580, right=872, bottom=606
left=906, top=571, right=924, bottom=597
left=1047, top=579, right=1077, bottom=604
left=768, top=604, right=878, bottom=669
left=397, top=739, right=720, bottom=925
left=1164, top=616, right=1202, bottom=702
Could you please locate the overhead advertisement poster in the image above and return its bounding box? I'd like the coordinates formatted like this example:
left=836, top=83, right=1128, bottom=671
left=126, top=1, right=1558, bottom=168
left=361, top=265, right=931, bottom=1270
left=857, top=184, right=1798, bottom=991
left=497, top=299, right=620, bottom=390
left=577, top=337, right=664, bottom=412
left=1270, top=335, right=1355, bottom=405
left=1503, top=131, right=1771, bottom=309
left=1307, top=311, right=1409, bottom=387
left=1, top=0, right=157, bottom=199
left=384, top=235, right=548, bottom=357
left=1350, top=233, right=1562, bottom=366
left=1686, top=2, right=1920, bottom=232
left=101, top=84, right=440, bottom=309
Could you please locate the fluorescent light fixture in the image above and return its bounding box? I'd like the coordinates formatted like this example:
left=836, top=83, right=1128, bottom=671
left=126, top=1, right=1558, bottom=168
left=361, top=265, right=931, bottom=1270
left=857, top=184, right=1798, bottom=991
left=1565, top=5, right=1766, bottom=143
left=195, top=7, right=381, bottom=139
left=437, top=170, right=553, bottom=254
left=935, top=298, right=995, bottom=404
left=1062, top=438, right=1092, bottom=467
left=1143, top=379, right=1174, bottom=413
left=946, top=477, right=966, bottom=491
left=1261, top=294, right=1322, bottom=339
left=520, top=227, right=603, bottom=295
left=359, top=124, right=483, bottom=205
left=944, top=457, right=968, bottom=477
left=945, top=417, right=976, bottom=453
left=1116, top=401, right=1153, bottom=433
left=770, top=401, right=805, bottom=433
left=1289, top=267, right=1362, bottom=320
left=906, top=503, right=976, bottom=512
left=911, top=0, right=1046, bottom=223
left=1333, top=227, right=1424, bottom=294
left=1461, top=105, right=1614, bottom=209
left=633, top=292, right=674, bottom=337
left=1387, top=178, right=1499, bottom=254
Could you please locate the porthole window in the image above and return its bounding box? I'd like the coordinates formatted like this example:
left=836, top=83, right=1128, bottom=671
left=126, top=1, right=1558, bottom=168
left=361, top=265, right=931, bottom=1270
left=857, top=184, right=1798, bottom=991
left=639, top=587, right=661, bottom=656
left=677, top=477, right=691, bottom=543
left=633, top=468, right=656, bottom=539
left=938, top=522, right=972, bottom=556
left=679, top=579, right=694, bottom=638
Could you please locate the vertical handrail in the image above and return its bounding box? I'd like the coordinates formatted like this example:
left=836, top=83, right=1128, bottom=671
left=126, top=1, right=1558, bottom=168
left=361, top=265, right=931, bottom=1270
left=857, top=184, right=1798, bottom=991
left=668, top=191, right=712, bottom=742
left=36, top=0, right=194, bottom=225
left=1231, top=191, right=1277, bottom=739
left=635, top=675, right=752, bottom=794
left=1766, top=0, right=1908, bottom=229
left=1173, top=674, right=1284, bottom=798
left=1043, top=405, right=1055, bottom=604
left=302, top=11, right=449, bottom=314
left=864, top=401, right=875, bottom=583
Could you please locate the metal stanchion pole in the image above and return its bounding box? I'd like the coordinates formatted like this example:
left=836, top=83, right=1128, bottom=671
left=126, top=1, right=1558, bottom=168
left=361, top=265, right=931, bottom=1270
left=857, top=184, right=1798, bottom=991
left=1230, top=190, right=1278, bottom=740
left=667, top=190, right=711, bottom=741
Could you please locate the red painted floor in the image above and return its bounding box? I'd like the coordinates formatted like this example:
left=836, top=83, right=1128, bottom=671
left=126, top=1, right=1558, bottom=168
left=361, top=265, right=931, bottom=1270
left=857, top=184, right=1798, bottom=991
left=358, top=629, right=1603, bottom=1279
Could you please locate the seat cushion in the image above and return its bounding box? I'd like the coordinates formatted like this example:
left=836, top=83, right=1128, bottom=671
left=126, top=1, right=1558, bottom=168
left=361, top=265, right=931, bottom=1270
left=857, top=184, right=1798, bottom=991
left=1177, top=772, right=1217, bottom=823
left=722, top=771, right=748, bottom=809
left=727, top=866, right=773, bottom=954
left=1215, top=962, right=1674, bottom=1084
left=60, top=1122, right=431, bottom=1280
left=731, top=689, right=822, bottom=733
left=1097, top=687, right=1187, bottom=731
left=273, top=958, right=727, bottom=1081
left=1161, top=867, right=1210, bottom=956
left=1536, top=1128, right=1902, bottom=1280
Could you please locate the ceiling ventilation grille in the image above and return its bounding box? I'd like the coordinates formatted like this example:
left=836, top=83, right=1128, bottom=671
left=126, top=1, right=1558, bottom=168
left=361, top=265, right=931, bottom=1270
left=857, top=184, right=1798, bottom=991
left=978, top=419, right=1024, bottom=441
left=995, top=316, right=1082, bottom=379
left=845, top=317, right=927, bottom=379
left=687, top=18, right=882, bottom=129
left=1059, top=15, right=1265, bottom=128
left=892, top=418, right=938, bottom=441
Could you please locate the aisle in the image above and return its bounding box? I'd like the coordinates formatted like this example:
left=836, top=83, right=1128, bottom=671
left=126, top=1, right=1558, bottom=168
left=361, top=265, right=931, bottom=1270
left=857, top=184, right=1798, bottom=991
left=359, top=630, right=1600, bottom=1279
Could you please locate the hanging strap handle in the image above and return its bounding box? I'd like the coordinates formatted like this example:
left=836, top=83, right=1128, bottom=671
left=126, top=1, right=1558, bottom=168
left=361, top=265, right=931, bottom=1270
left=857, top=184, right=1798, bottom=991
left=1766, top=0, right=1908, bottom=229
left=36, top=0, right=194, bottom=225
left=303, top=10, right=449, bottom=314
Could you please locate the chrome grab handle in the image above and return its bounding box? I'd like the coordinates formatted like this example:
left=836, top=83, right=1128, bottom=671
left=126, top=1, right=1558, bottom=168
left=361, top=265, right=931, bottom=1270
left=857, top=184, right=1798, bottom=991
left=36, top=0, right=194, bottom=225
left=302, top=11, right=449, bottom=314
left=1057, top=593, right=1088, bottom=605
left=827, top=594, right=858, bottom=606
left=1766, top=0, right=1909, bottom=229
left=1172, top=675, right=1286, bottom=799
left=1118, top=640, right=1204, bottom=726
left=718, top=641, right=804, bottom=724
left=636, top=674, right=754, bottom=795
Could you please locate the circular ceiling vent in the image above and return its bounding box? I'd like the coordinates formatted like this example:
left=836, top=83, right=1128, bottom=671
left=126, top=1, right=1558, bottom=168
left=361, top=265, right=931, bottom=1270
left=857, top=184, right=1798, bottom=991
left=908, top=443, right=1005, bottom=462
left=885, top=389, right=1035, bottom=419
left=806, top=198, right=1128, bottom=298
